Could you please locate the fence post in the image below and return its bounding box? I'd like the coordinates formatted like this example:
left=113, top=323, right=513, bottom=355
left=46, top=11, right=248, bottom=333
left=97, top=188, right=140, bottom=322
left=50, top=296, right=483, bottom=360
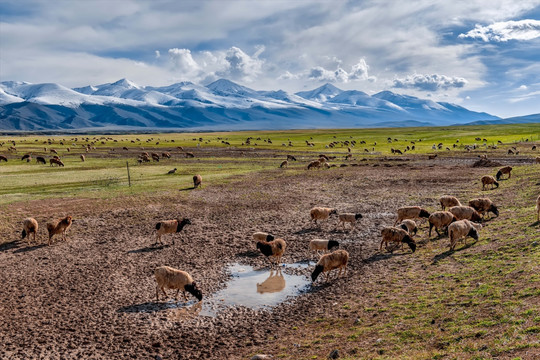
left=126, top=161, right=131, bottom=187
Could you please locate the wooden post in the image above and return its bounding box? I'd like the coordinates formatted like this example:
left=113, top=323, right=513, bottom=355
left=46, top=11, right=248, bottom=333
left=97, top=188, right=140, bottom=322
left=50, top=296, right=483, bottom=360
left=126, top=161, right=131, bottom=187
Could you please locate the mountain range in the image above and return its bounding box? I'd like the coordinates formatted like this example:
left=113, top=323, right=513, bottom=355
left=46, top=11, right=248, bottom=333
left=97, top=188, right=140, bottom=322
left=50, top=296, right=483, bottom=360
left=0, top=78, right=533, bottom=132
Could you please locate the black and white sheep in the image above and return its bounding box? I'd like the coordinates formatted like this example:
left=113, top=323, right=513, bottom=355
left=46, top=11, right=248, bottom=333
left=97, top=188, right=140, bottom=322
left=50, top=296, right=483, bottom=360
left=309, top=239, right=340, bottom=256
left=337, top=213, right=363, bottom=230
left=155, top=218, right=191, bottom=245
left=398, top=219, right=418, bottom=236
left=253, top=231, right=275, bottom=242
left=256, top=238, right=287, bottom=266
left=154, top=266, right=203, bottom=302
left=311, top=249, right=349, bottom=283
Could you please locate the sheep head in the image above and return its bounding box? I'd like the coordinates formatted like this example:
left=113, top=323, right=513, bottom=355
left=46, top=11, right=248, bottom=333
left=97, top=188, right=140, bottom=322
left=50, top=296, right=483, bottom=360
left=494, top=181, right=499, bottom=188
left=419, top=209, right=430, bottom=218
left=496, top=171, right=502, bottom=180
left=471, top=211, right=482, bottom=223
left=185, top=282, right=203, bottom=301
left=328, top=240, right=339, bottom=251
left=329, top=209, right=337, bottom=216
left=403, top=235, right=416, bottom=253
left=467, top=227, right=479, bottom=240
left=355, top=213, right=363, bottom=220
left=489, top=205, right=499, bottom=217
left=311, top=264, right=324, bottom=282
left=266, top=234, right=275, bottom=241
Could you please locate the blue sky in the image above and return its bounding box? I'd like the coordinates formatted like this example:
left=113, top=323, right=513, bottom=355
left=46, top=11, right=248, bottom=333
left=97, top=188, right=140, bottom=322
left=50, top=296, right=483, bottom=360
left=0, top=0, right=539, bottom=117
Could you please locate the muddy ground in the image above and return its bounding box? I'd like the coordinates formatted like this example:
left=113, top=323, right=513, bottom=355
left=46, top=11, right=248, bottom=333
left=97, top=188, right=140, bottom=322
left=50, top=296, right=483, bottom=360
left=0, top=153, right=537, bottom=359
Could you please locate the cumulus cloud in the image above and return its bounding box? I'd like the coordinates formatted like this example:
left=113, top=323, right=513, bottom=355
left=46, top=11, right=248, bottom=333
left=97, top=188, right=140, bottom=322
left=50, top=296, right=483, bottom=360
left=284, top=58, right=375, bottom=83
left=458, top=19, right=540, bottom=42
left=392, top=74, right=468, bottom=91
left=168, top=48, right=200, bottom=75
left=219, top=46, right=264, bottom=82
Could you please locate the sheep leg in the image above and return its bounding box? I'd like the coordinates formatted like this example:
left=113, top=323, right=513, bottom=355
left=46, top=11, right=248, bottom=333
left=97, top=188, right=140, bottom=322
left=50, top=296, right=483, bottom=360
left=183, top=291, right=188, bottom=302
left=161, top=287, right=168, bottom=300
left=156, top=286, right=160, bottom=301
left=379, top=239, right=385, bottom=251
left=175, top=289, right=180, bottom=301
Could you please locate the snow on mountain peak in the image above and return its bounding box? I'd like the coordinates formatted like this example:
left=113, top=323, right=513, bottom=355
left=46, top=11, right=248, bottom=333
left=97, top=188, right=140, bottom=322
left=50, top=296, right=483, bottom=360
left=206, top=79, right=256, bottom=96
left=295, top=83, right=343, bottom=102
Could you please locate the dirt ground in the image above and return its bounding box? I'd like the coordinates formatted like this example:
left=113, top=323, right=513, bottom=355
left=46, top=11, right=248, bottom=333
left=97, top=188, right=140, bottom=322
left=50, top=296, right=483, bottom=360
left=0, top=154, right=538, bottom=359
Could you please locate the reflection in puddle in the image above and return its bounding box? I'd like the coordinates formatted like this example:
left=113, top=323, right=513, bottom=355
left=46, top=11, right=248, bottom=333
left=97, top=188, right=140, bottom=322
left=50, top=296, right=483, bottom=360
left=161, top=262, right=312, bottom=319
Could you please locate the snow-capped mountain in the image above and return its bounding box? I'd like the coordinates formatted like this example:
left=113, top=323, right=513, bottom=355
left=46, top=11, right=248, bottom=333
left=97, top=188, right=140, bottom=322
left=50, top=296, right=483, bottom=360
left=0, top=79, right=501, bottom=131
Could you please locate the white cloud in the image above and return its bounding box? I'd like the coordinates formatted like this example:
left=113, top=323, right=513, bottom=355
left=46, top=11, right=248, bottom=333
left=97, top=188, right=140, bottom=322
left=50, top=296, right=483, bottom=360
left=284, top=58, right=376, bottom=84
left=459, top=19, right=540, bottom=42
left=392, top=74, right=468, bottom=91
left=155, top=50, right=161, bottom=59
left=168, top=48, right=200, bottom=75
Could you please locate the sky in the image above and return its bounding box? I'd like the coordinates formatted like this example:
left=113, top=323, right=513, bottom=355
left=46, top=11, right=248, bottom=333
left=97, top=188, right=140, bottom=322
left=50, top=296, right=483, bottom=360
left=1, top=0, right=539, bottom=118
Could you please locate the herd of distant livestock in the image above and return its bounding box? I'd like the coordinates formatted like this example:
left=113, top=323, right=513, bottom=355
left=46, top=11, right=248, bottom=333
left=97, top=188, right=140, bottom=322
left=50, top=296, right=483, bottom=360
left=3, top=135, right=540, bottom=304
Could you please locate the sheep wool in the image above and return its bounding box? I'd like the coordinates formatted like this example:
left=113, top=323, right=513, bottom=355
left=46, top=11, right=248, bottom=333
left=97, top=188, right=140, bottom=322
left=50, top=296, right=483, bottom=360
left=439, top=195, right=461, bottom=210
left=380, top=227, right=416, bottom=253
left=428, top=211, right=456, bottom=237
left=309, top=239, right=340, bottom=255
left=449, top=206, right=483, bottom=223
left=154, top=266, right=203, bottom=302
left=448, top=220, right=481, bottom=251
left=22, top=218, right=39, bottom=244
left=47, top=215, right=72, bottom=246
left=311, top=249, right=349, bottom=282
left=468, top=198, right=499, bottom=219
left=253, top=232, right=275, bottom=242
left=394, top=206, right=430, bottom=226
left=256, top=238, right=287, bottom=266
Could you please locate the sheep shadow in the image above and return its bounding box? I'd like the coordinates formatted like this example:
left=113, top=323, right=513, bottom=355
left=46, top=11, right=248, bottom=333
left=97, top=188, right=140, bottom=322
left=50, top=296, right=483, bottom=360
left=431, top=241, right=477, bottom=265
left=236, top=250, right=260, bottom=258
left=118, top=300, right=197, bottom=314
left=13, top=243, right=47, bottom=253
left=293, top=227, right=321, bottom=235
left=127, top=244, right=169, bottom=254
left=362, top=251, right=409, bottom=264
left=179, top=186, right=197, bottom=192
left=529, top=220, right=540, bottom=227
left=0, top=240, right=19, bottom=252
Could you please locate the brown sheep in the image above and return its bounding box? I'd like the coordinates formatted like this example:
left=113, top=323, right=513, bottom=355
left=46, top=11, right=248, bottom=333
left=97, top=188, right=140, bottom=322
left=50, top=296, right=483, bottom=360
left=49, top=158, right=65, bottom=167
left=496, top=166, right=512, bottom=180
left=155, top=218, right=191, bottom=245
left=439, top=195, right=461, bottom=210
left=22, top=218, right=39, bottom=244
left=256, top=238, right=287, bottom=267
left=307, top=159, right=321, bottom=170
left=47, top=215, right=73, bottom=246
left=394, top=206, right=430, bottom=226
left=468, top=198, right=499, bottom=219
left=448, top=220, right=481, bottom=251
left=311, top=249, right=349, bottom=282
left=380, top=227, right=416, bottom=253
left=193, top=174, right=202, bottom=188
left=449, top=206, right=483, bottom=223
left=154, top=266, right=202, bottom=302
left=310, top=207, right=337, bottom=226
left=481, top=175, right=499, bottom=190
left=0, top=155, right=7, bottom=162
left=536, top=195, right=540, bottom=221
left=279, top=160, right=288, bottom=168
left=185, top=152, right=195, bottom=158
left=428, top=211, right=457, bottom=237
left=80, top=154, right=85, bottom=162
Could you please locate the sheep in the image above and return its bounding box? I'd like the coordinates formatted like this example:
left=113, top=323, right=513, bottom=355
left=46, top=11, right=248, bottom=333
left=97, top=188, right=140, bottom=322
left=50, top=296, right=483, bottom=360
left=481, top=175, right=499, bottom=190
left=428, top=154, right=437, bottom=160
left=185, top=152, right=195, bottom=158
left=167, top=168, right=177, bottom=174
left=49, top=158, right=64, bottom=167
left=496, top=166, right=512, bottom=180
left=309, top=239, right=340, bottom=256
left=279, top=160, right=288, bottom=168
left=154, top=266, right=203, bottom=302
left=536, top=194, right=540, bottom=221
left=36, top=156, right=46, bottom=164
left=286, top=154, right=297, bottom=161
left=151, top=153, right=160, bottom=162
left=256, top=238, right=287, bottom=266
left=399, top=219, right=418, bottom=236
left=338, top=213, right=363, bottom=230
left=439, top=195, right=461, bottom=210
left=448, top=219, right=482, bottom=251
left=47, top=215, right=72, bottom=246
left=537, top=157, right=540, bottom=164
left=155, top=218, right=191, bottom=245
left=380, top=227, right=416, bottom=253
left=310, top=207, right=337, bottom=226
left=0, top=155, right=8, bottom=162
left=21, top=154, right=31, bottom=161
left=307, top=159, right=321, bottom=170
left=253, top=231, right=275, bottom=242
left=22, top=217, right=39, bottom=244
left=80, top=154, right=85, bottom=162
left=468, top=198, right=499, bottom=219
left=428, top=211, right=457, bottom=237
left=393, top=206, right=430, bottom=226
left=311, top=249, right=349, bottom=283
left=193, top=174, right=202, bottom=188
left=449, top=206, right=483, bottom=223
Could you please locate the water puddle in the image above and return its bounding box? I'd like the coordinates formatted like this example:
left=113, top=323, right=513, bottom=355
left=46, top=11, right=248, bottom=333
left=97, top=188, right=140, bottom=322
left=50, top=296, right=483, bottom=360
left=159, top=262, right=313, bottom=319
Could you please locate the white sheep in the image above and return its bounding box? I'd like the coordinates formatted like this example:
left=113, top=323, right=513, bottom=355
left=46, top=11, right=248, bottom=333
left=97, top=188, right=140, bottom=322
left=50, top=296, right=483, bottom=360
left=253, top=231, right=275, bottom=242
left=155, top=218, right=191, bottom=245
left=393, top=206, right=430, bottom=226
left=22, top=217, right=39, bottom=244
left=256, top=238, right=287, bottom=267
left=310, top=207, right=337, bottom=226
left=428, top=211, right=456, bottom=237
left=448, top=219, right=482, bottom=251
left=449, top=206, right=483, bottom=223
left=439, top=195, right=461, bottom=210
left=154, top=266, right=202, bottom=302
left=337, top=213, right=363, bottom=230
left=380, top=227, right=416, bottom=253
left=398, top=219, right=418, bottom=236
left=309, top=239, right=340, bottom=256
left=311, top=249, right=349, bottom=283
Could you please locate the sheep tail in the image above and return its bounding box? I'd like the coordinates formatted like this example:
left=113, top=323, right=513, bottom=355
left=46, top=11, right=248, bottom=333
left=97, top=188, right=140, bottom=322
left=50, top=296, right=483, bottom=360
left=21, top=229, right=27, bottom=239
left=155, top=222, right=161, bottom=230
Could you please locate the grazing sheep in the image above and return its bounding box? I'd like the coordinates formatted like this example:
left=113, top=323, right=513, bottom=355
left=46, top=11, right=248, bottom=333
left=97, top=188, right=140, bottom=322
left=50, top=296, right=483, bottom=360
left=47, top=215, right=73, bottom=246
left=253, top=232, right=275, bottom=242
left=0, top=155, right=7, bottom=162
left=279, top=160, right=288, bottom=168
left=21, top=154, right=31, bottom=161
left=449, top=206, right=483, bottom=223
left=448, top=220, right=482, bottom=251
left=22, top=218, right=39, bottom=244
left=468, top=198, right=499, bottom=219
left=309, top=239, right=340, bottom=256
left=338, top=213, right=363, bottom=230
left=154, top=266, right=203, bottom=302
left=380, top=227, right=416, bottom=253
left=428, top=211, right=457, bottom=237
left=399, top=219, right=418, bottom=236
left=307, top=159, right=321, bottom=170
left=439, top=195, right=461, bottom=210
left=151, top=153, right=160, bottom=162
left=311, top=249, right=349, bottom=283
left=49, top=158, right=64, bottom=167
left=481, top=175, right=499, bottom=190
left=162, top=152, right=171, bottom=159
left=496, top=166, right=512, bottom=180
left=193, top=174, right=202, bottom=188
left=185, top=152, right=195, bottom=158
left=80, top=154, right=85, bottom=162
left=428, top=154, right=437, bottom=160
left=36, top=156, right=46, bottom=164
left=536, top=195, right=540, bottom=221
left=256, top=238, right=287, bottom=266
left=394, top=206, right=430, bottom=226
left=310, top=207, right=337, bottom=226
left=167, top=168, right=177, bottom=174
left=155, top=218, right=191, bottom=245
left=536, top=157, right=540, bottom=164
left=287, top=154, right=297, bottom=161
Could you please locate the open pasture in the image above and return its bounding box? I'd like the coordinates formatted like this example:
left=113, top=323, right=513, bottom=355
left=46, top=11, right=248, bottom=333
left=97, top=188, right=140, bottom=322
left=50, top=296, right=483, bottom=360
left=0, top=124, right=539, bottom=359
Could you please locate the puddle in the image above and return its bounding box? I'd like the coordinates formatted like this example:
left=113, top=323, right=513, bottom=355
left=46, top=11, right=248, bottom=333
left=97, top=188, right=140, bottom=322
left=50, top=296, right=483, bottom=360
left=156, top=262, right=313, bottom=319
